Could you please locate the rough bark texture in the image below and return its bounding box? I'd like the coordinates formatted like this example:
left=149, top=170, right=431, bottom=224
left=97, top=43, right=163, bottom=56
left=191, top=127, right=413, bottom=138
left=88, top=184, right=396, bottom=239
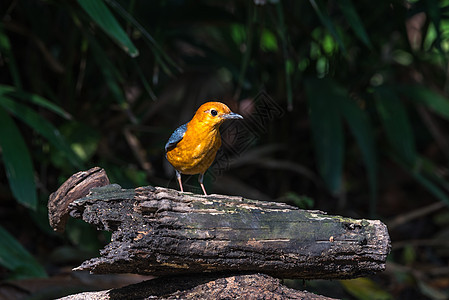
left=67, top=184, right=391, bottom=279
left=58, top=273, right=337, bottom=300
left=48, top=167, right=110, bottom=232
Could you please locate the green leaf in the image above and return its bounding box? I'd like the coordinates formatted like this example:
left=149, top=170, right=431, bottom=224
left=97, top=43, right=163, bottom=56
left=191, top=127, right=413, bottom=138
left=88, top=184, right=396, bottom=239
left=66, top=219, right=104, bottom=253
left=275, top=1, right=293, bottom=110
left=235, top=5, right=256, bottom=100
left=284, top=192, right=314, bottom=209
left=338, top=95, right=378, bottom=215
left=0, top=96, right=83, bottom=168
left=0, top=225, right=47, bottom=279
left=88, top=37, right=127, bottom=106
left=104, top=0, right=181, bottom=73
left=340, top=278, right=393, bottom=300
left=309, top=0, right=347, bottom=54
left=375, top=86, right=417, bottom=163
left=424, top=0, right=445, bottom=60
left=398, top=85, right=449, bottom=120
left=132, top=60, right=157, bottom=101
left=260, top=29, right=279, bottom=52
left=0, top=85, right=72, bottom=120
left=306, top=78, right=344, bottom=193
left=419, top=157, right=449, bottom=196
left=78, top=0, right=139, bottom=57
left=393, top=155, right=449, bottom=206
left=59, top=122, right=101, bottom=163
left=0, top=25, right=22, bottom=88
left=338, top=0, right=372, bottom=48
left=0, top=106, right=37, bottom=209
left=417, top=278, right=449, bottom=300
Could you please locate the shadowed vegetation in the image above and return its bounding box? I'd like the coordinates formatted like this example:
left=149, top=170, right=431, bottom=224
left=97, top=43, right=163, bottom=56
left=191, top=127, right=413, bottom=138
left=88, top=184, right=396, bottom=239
left=1, top=0, right=449, bottom=298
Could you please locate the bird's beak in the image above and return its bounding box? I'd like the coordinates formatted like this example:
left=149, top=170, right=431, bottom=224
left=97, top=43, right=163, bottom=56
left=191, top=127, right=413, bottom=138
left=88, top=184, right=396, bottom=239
left=222, top=112, right=243, bottom=120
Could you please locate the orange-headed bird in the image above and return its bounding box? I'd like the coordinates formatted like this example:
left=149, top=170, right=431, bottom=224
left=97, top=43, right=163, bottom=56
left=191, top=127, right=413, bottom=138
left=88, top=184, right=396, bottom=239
left=165, top=102, right=243, bottom=195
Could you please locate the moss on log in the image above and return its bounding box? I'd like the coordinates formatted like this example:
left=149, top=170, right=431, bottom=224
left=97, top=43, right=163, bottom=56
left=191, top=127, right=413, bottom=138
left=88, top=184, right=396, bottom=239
left=64, top=183, right=390, bottom=279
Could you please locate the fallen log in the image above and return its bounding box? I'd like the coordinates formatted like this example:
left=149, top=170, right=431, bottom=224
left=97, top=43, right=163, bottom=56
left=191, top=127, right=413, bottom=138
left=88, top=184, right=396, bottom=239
left=49, top=168, right=391, bottom=280
left=58, top=273, right=337, bottom=300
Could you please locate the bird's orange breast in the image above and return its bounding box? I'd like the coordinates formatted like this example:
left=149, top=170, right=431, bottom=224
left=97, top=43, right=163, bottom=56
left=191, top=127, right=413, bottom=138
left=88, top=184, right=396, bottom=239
left=166, top=121, right=221, bottom=175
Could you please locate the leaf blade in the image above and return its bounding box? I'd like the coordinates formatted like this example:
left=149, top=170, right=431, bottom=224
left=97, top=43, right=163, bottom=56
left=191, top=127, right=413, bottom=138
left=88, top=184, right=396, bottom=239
left=340, top=278, right=393, bottom=300
left=104, top=0, right=180, bottom=73
left=0, top=106, right=37, bottom=209
left=375, top=86, right=417, bottom=163
left=392, top=154, right=449, bottom=207
left=0, top=25, right=22, bottom=88
left=338, top=0, right=372, bottom=48
left=306, top=78, right=344, bottom=193
left=339, top=95, right=378, bottom=215
left=309, top=0, right=347, bottom=54
left=0, top=225, right=47, bottom=279
left=88, top=38, right=127, bottom=106
left=0, top=85, right=72, bottom=120
left=399, top=85, right=449, bottom=120
left=78, top=0, right=139, bottom=57
left=0, top=96, right=83, bottom=168
left=424, top=0, right=446, bottom=60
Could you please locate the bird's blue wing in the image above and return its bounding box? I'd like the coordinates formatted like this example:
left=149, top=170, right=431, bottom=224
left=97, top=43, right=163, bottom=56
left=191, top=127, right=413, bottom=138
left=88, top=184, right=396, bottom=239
left=165, top=123, right=188, bottom=152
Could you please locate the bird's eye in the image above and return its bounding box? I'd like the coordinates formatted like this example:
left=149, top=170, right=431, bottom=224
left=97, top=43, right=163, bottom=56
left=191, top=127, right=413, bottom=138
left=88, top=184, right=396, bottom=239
left=210, top=109, right=218, bottom=117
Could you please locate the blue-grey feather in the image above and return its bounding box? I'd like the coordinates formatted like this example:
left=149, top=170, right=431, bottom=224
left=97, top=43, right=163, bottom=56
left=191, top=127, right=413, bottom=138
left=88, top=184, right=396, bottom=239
left=165, top=123, right=188, bottom=152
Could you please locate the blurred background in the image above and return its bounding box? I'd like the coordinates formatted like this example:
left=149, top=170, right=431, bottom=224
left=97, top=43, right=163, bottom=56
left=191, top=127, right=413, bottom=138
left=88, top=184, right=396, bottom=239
left=1, top=0, right=449, bottom=299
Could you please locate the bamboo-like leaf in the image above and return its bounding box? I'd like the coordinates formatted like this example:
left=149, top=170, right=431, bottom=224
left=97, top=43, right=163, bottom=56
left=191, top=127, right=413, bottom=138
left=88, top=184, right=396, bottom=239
left=392, top=154, right=449, bottom=207
left=338, top=0, right=372, bottom=48
left=340, top=278, right=393, bottom=300
left=88, top=37, right=126, bottom=106
left=0, top=106, right=37, bottom=209
left=0, top=225, right=47, bottom=279
left=339, top=94, right=377, bottom=215
left=275, top=1, right=293, bottom=110
left=105, top=0, right=181, bottom=73
left=309, top=0, right=347, bottom=54
left=413, top=174, right=449, bottom=206
left=306, top=78, right=344, bottom=193
left=78, top=0, right=139, bottom=57
left=0, top=25, right=22, bottom=88
left=399, top=85, right=449, bottom=120
left=0, top=96, right=83, bottom=168
left=308, top=79, right=377, bottom=208
left=419, top=156, right=449, bottom=196
left=0, top=85, right=72, bottom=120
left=132, top=60, right=157, bottom=101
left=235, top=6, right=255, bottom=99
left=424, top=0, right=445, bottom=59
left=375, top=86, right=417, bottom=163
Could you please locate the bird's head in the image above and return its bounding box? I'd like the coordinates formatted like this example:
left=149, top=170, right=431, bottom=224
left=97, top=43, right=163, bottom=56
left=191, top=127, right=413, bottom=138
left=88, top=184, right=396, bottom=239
left=193, top=102, right=243, bottom=127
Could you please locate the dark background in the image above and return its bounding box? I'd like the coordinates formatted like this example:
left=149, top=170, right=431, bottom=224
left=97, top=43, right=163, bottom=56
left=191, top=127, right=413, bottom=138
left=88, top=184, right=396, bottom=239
left=1, top=0, right=449, bottom=299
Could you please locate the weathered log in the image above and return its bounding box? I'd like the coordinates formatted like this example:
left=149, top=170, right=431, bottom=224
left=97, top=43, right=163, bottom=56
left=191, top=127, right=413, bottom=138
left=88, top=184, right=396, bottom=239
left=63, top=182, right=390, bottom=279
left=58, top=273, right=337, bottom=300
left=48, top=167, right=110, bottom=232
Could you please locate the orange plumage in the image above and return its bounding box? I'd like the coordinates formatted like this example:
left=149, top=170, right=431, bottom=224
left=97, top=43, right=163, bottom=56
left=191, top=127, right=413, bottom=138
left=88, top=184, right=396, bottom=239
left=165, top=102, right=243, bottom=195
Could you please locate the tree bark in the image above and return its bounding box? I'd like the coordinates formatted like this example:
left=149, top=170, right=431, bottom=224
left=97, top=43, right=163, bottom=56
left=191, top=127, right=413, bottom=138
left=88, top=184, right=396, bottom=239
left=63, top=182, right=390, bottom=279
left=58, top=273, right=337, bottom=300
left=48, top=167, right=110, bottom=233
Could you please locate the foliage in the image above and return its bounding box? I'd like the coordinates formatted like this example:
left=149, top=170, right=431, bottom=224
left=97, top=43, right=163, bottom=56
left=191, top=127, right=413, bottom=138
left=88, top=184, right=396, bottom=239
left=0, top=225, right=47, bottom=279
left=1, top=0, right=449, bottom=298
left=340, top=278, right=393, bottom=300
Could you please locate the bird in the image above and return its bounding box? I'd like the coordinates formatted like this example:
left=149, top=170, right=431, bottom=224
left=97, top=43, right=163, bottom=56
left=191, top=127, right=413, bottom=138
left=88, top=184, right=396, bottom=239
left=165, top=102, right=243, bottom=195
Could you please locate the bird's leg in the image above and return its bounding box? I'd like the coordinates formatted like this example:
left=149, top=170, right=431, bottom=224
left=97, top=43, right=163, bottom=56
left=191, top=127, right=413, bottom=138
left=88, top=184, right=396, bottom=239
left=198, top=173, right=207, bottom=196
left=176, top=170, right=184, bottom=192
